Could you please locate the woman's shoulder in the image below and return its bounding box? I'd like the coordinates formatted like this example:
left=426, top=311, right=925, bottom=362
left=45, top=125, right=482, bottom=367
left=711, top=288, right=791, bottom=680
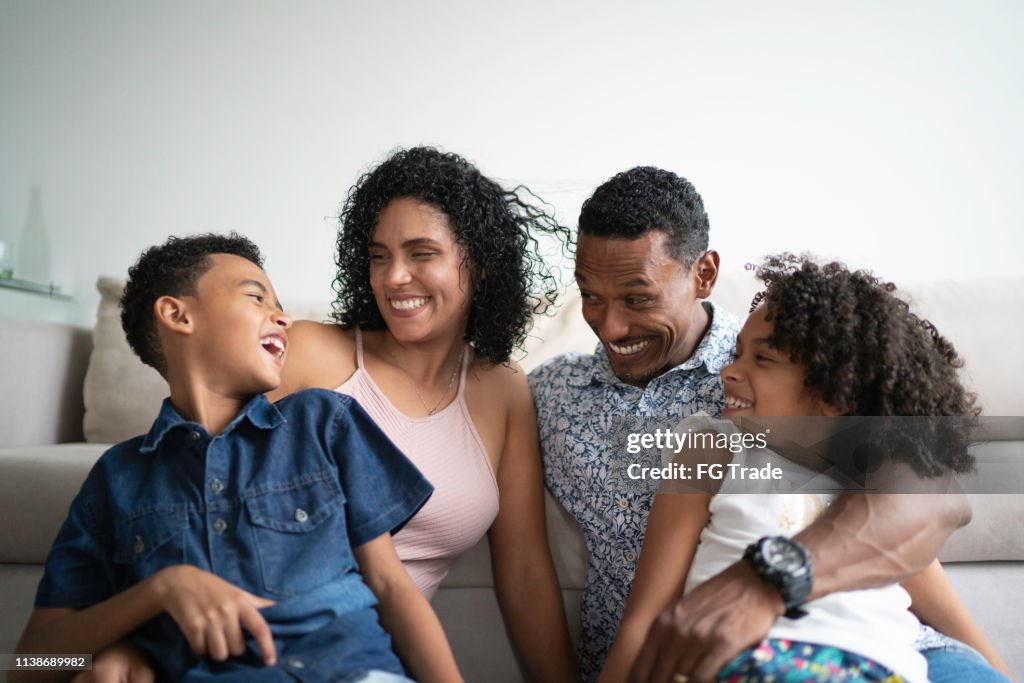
left=468, top=355, right=526, bottom=383
left=275, top=321, right=357, bottom=395
left=287, top=320, right=355, bottom=359
left=467, top=357, right=531, bottom=408
left=289, top=319, right=353, bottom=345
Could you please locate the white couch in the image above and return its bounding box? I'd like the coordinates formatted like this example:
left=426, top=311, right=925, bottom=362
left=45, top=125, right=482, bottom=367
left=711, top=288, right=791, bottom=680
left=1, top=272, right=1022, bottom=681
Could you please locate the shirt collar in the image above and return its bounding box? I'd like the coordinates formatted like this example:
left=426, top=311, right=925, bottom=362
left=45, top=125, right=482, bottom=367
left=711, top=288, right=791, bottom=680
left=678, top=300, right=737, bottom=376
left=139, top=394, right=285, bottom=453
left=572, top=301, right=737, bottom=388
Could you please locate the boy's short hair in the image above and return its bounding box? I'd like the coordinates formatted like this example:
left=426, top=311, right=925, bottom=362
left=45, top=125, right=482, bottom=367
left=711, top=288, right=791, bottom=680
left=120, top=233, right=264, bottom=376
left=578, top=166, right=710, bottom=267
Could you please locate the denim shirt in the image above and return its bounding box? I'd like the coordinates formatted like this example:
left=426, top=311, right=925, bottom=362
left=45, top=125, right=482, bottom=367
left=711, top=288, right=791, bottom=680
left=529, top=301, right=741, bottom=682
left=36, top=389, right=433, bottom=681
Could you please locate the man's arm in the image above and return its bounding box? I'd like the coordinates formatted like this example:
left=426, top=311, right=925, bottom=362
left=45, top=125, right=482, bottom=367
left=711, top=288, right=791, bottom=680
left=13, top=566, right=276, bottom=683
left=635, top=492, right=970, bottom=683
left=797, top=492, right=971, bottom=600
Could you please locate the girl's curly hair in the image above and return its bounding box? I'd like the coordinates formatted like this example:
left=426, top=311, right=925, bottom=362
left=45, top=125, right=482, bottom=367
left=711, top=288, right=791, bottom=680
left=751, top=253, right=978, bottom=475
left=331, top=147, right=569, bottom=365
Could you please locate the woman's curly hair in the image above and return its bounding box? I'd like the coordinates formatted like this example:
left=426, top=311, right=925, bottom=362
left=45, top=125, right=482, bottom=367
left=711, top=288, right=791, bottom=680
left=331, top=147, right=569, bottom=364
left=751, top=253, right=978, bottom=475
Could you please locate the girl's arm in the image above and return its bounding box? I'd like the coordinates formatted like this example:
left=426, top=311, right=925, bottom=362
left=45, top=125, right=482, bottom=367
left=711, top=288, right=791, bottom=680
left=598, top=491, right=711, bottom=683
left=903, top=559, right=1016, bottom=681
left=356, top=534, right=463, bottom=683
left=488, top=369, right=579, bottom=683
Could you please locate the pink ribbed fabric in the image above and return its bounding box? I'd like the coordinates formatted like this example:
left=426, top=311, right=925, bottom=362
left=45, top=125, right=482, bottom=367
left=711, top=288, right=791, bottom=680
left=335, top=329, right=500, bottom=598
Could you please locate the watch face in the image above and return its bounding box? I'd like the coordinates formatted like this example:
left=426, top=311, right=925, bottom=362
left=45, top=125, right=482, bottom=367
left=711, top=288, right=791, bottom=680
left=764, top=538, right=805, bottom=571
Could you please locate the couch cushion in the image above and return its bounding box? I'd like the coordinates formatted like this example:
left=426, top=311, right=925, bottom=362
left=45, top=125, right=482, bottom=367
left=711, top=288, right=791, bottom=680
left=943, top=561, right=1024, bottom=675
left=0, top=319, right=91, bottom=447
left=0, top=443, right=108, bottom=563
left=892, top=277, right=1024, bottom=419
left=443, top=491, right=589, bottom=590
left=941, top=492, right=1024, bottom=563
left=82, top=277, right=170, bottom=443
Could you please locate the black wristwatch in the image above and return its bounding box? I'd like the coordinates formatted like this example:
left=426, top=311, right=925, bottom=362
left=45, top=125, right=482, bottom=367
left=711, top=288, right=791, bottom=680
left=743, top=535, right=813, bottom=619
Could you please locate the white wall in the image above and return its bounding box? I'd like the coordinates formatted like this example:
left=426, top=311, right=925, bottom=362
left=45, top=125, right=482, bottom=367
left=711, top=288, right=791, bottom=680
left=2, top=0, right=1022, bottom=325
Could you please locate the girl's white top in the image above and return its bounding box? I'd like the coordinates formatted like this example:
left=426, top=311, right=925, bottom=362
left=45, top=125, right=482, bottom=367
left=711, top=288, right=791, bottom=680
left=677, top=417, right=927, bottom=682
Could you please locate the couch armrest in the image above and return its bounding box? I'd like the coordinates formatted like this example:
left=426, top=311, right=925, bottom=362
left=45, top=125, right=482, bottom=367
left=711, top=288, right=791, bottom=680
left=0, top=319, right=91, bottom=447
left=0, top=444, right=107, bottom=563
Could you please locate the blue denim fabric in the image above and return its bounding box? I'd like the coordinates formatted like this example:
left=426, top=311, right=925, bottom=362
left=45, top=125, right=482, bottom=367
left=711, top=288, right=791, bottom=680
left=36, top=390, right=432, bottom=681
left=178, top=609, right=408, bottom=682
left=923, top=639, right=1012, bottom=683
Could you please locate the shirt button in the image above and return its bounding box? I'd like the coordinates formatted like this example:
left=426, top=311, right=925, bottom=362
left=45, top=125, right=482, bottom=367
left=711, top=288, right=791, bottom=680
left=210, top=479, right=224, bottom=494
left=287, top=657, right=304, bottom=669
left=213, top=518, right=228, bottom=534
left=189, top=430, right=201, bottom=441
left=294, top=508, right=309, bottom=523
left=626, top=551, right=637, bottom=562
left=618, top=498, right=629, bottom=509
left=133, top=535, right=146, bottom=554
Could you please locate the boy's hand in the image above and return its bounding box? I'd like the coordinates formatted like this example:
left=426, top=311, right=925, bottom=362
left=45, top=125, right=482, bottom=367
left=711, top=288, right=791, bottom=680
left=72, top=641, right=154, bottom=683
left=151, top=565, right=277, bottom=666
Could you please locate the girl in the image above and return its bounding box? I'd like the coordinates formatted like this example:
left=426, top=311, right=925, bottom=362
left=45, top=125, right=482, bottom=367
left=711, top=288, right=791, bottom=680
left=600, top=254, right=1012, bottom=682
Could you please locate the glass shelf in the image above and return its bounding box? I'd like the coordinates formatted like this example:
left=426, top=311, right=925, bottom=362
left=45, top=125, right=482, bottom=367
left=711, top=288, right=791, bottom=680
left=0, top=277, right=71, bottom=300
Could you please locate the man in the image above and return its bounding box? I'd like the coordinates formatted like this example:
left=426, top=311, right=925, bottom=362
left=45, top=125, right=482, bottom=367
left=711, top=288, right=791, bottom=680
left=529, top=167, right=1003, bottom=682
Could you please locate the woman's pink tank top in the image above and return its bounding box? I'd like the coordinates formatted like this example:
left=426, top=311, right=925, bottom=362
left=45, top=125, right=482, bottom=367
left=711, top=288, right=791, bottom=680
left=335, top=329, right=500, bottom=598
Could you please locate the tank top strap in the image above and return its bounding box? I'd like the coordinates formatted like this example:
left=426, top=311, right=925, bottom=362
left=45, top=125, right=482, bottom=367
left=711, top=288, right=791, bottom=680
left=456, top=344, right=472, bottom=399
left=354, top=327, right=366, bottom=369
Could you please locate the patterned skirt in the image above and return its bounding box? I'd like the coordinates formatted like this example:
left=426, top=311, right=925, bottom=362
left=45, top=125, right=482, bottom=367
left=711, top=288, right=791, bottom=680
left=718, top=639, right=905, bottom=682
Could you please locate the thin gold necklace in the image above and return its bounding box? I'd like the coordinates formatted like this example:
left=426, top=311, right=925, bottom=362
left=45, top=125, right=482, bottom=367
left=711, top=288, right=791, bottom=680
left=388, top=345, right=465, bottom=416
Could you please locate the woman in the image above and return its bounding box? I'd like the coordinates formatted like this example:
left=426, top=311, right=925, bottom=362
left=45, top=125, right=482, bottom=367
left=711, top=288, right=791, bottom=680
left=270, top=147, right=578, bottom=681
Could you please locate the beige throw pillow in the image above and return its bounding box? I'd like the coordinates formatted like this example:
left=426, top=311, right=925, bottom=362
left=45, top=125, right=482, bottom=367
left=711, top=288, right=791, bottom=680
left=82, top=277, right=169, bottom=443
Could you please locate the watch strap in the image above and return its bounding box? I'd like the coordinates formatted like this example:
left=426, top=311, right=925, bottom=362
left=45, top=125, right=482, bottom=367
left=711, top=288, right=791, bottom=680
left=743, top=536, right=813, bottom=619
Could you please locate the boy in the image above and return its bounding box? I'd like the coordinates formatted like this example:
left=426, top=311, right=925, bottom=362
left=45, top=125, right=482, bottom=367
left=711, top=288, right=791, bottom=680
left=14, top=234, right=462, bottom=682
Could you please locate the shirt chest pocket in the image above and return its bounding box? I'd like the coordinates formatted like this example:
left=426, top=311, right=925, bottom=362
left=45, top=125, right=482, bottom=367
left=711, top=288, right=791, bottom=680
left=112, top=510, right=186, bottom=582
left=243, top=475, right=349, bottom=597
